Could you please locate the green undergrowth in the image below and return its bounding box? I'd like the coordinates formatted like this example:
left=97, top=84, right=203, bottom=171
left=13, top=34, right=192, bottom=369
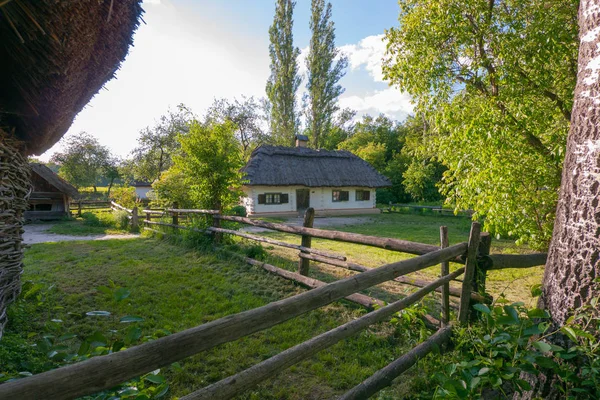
left=46, top=210, right=133, bottom=236
left=1, top=238, right=440, bottom=398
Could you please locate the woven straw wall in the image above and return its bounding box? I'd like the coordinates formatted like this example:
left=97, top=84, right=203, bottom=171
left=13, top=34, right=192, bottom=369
left=0, top=136, right=31, bottom=338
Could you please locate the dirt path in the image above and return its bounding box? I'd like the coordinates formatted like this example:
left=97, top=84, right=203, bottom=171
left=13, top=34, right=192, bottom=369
left=23, top=224, right=140, bottom=245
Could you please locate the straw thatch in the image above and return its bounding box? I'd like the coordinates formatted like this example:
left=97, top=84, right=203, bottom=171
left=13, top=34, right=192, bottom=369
left=0, top=0, right=144, bottom=155
left=242, top=145, right=392, bottom=188
left=0, top=131, right=31, bottom=338
left=30, top=163, right=78, bottom=198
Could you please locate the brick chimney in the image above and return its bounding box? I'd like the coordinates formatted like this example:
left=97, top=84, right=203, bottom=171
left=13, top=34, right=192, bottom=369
left=295, top=134, right=309, bottom=147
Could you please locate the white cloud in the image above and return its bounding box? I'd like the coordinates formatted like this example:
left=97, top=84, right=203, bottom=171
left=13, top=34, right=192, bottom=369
left=339, top=34, right=387, bottom=82
left=339, top=87, right=413, bottom=116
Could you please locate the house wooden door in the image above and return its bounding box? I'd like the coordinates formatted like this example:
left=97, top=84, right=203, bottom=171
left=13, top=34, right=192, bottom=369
left=296, top=189, right=310, bottom=211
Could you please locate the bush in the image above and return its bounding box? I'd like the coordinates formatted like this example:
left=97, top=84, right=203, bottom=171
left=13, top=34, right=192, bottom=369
left=228, top=205, right=247, bottom=217
left=113, top=209, right=130, bottom=231
left=110, top=186, right=137, bottom=209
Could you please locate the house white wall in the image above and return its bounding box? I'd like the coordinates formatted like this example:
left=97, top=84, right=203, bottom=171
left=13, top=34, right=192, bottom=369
left=135, top=186, right=153, bottom=200
left=242, top=186, right=377, bottom=216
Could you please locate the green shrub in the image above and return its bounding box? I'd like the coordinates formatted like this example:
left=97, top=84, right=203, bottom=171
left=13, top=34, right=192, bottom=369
left=110, top=186, right=137, bottom=209
left=113, top=209, right=131, bottom=231
left=228, top=205, right=247, bottom=217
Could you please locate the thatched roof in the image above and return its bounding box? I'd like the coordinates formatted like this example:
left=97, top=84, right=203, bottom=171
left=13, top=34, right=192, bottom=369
left=0, top=0, right=143, bottom=155
left=242, top=145, right=392, bottom=188
left=30, top=163, right=78, bottom=198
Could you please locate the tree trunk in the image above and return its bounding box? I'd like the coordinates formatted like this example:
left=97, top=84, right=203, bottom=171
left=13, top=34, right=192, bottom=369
left=519, top=1, right=600, bottom=398
left=541, top=0, right=600, bottom=328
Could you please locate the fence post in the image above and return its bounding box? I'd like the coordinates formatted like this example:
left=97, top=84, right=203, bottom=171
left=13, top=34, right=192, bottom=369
left=439, top=226, right=450, bottom=326
left=171, top=202, right=178, bottom=225
left=458, top=222, right=481, bottom=324
left=77, top=200, right=82, bottom=217
left=298, top=207, right=315, bottom=276
left=131, top=206, right=139, bottom=231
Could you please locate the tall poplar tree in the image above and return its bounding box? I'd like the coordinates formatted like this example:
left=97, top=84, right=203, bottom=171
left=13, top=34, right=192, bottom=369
left=305, top=0, right=348, bottom=148
left=266, top=0, right=301, bottom=146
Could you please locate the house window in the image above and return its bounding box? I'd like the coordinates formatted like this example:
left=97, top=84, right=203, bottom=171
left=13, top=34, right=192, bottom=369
left=258, top=193, right=289, bottom=205
left=355, top=190, right=371, bottom=201
left=332, top=190, right=349, bottom=202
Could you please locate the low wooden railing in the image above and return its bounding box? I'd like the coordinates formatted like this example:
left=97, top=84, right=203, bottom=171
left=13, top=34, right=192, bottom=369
left=2, top=206, right=548, bottom=399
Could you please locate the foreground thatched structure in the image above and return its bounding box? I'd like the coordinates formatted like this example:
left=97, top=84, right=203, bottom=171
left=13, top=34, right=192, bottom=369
left=0, top=0, right=143, bottom=337
left=240, top=137, right=391, bottom=217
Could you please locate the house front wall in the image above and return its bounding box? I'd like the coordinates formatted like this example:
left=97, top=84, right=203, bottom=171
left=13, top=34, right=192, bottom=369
left=135, top=187, right=153, bottom=200
left=242, top=186, right=377, bottom=216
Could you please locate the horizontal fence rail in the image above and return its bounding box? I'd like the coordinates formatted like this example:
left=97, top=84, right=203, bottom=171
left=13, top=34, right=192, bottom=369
left=215, top=215, right=450, bottom=258
left=340, top=325, right=453, bottom=400
left=486, top=253, right=547, bottom=270
left=183, top=268, right=465, bottom=400
left=0, top=243, right=467, bottom=400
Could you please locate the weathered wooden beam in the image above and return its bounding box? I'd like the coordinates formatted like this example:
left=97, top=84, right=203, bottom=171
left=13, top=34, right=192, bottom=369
left=110, top=201, right=132, bottom=213
left=216, top=215, right=446, bottom=257
left=298, top=253, right=488, bottom=303
left=0, top=243, right=466, bottom=400
left=298, top=208, right=315, bottom=276
left=487, top=253, right=547, bottom=270
left=458, top=222, right=481, bottom=324
left=144, top=220, right=206, bottom=233
left=207, top=227, right=346, bottom=261
left=440, top=226, right=450, bottom=325
left=181, top=269, right=464, bottom=400
left=244, top=257, right=383, bottom=308
left=165, top=208, right=220, bottom=215
left=339, top=326, right=453, bottom=400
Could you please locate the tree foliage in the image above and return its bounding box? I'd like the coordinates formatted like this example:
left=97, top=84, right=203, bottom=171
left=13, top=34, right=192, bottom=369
left=305, top=0, right=348, bottom=148
left=129, top=105, right=194, bottom=182
left=51, top=132, right=111, bottom=190
left=266, top=0, right=301, bottom=146
left=154, top=121, right=244, bottom=210
left=384, top=0, right=579, bottom=248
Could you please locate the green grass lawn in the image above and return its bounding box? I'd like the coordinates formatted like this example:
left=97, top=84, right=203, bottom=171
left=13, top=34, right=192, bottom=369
left=246, top=212, right=543, bottom=305
left=2, top=238, right=434, bottom=399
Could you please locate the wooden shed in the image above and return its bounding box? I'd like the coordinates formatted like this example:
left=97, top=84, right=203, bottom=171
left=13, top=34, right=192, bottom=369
left=26, top=163, right=79, bottom=220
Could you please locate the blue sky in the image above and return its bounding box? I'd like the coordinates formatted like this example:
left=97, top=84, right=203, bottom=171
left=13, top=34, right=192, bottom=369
left=40, top=0, right=412, bottom=160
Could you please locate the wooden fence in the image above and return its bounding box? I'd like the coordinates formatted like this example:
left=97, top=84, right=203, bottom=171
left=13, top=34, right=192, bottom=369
left=0, top=206, right=547, bottom=399
left=385, top=202, right=474, bottom=217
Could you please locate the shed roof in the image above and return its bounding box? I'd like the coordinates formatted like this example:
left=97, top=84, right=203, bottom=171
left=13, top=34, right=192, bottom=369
left=30, top=163, right=79, bottom=198
left=0, top=0, right=143, bottom=155
left=242, top=145, right=391, bottom=188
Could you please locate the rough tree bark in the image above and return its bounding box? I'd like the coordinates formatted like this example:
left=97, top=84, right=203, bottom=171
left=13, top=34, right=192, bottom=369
left=520, top=1, right=600, bottom=398
left=541, top=0, right=600, bottom=329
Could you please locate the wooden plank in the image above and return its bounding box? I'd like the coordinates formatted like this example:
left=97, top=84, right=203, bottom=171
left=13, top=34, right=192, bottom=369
left=207, top=227, right=346, bottom=260
left=181, top=269, right=464, bottom=400
left=110, top=201, right=132, bottom=213
left=487, top=253, right=547, bottom=270
left=298, top=253, right=488, bottom=303
left=144, top=220, right=206, bottom=233
left=297, top=208, right=315, bottom=276
left=458, top=222, right=481, bottom=324
left=0, top=243, right=467, bottom=400
left=339, top=326, right=453, bottom=400
left=440, top=226, right=450, bottom=325
left=165, top=208, right=220, bottom=214
left=216, top=215, right=447, bottom=257
left=244, top=257, right=383, bottom=308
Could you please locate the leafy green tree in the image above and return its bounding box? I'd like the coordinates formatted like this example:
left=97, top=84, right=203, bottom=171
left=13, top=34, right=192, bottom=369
left=51, top=132, right=110, bottom=191
left=205, top=96, right=267, bottom=156
left=305, top=0, right=348, bottom=148
left=158, top=121, right=244, bottom=211
left=384, top=0, right=578, bottom=248
left=130, top=104, right=194, bottom=182
left=266, top=0, right=301, bottom=146
left=321, top=108, right=356, bottom=150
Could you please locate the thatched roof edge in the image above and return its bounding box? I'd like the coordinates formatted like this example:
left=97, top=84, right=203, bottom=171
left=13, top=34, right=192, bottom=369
left=30, top=163, right=79, bottom=198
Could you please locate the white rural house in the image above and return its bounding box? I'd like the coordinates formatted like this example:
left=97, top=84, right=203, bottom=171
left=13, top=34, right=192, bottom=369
left=240, top=136, right=391, bottom=217
left=132, top=181, right=153, bottom=200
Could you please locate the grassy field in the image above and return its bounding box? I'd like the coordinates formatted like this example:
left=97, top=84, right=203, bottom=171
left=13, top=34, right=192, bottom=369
left=254, top=212, right=543, bottom=306
left=3, top=212, right=544, bottom=398
left=46, top=210, right=130, bottom=236
left=2, top=238, right=435, bottom=399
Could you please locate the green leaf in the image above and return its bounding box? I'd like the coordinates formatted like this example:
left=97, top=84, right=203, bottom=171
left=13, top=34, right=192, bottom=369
left=85, top=311, right=111, bottom=317
left=532, top=341, right=552, bottom=353
left=155, top=384, right=169, bottom=398
left=527, top=308, right=550, bottom=319
left=530, top=284, right=542, bottom=298
left=125, top=326, right=142, bottom=344
left=561, top=326, right=578, bottom=342
left=113, top=287, right=131, bottom=302
left=145, top=374, right=166, bottom=384
left=473, top=303, right=491, bottom=314
left=120, top=315, right=145, bottom=323
left=478, top=367, right=490, bottom=376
